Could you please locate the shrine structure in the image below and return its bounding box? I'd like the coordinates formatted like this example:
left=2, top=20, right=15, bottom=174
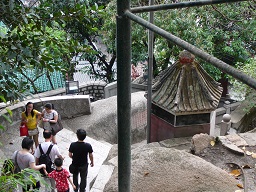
left=150, top=50, right=223, bottom=142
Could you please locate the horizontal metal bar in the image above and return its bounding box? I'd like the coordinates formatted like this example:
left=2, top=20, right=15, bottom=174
left=131, top=0, right=249, bottom=13
left=124, top=10, right=256, bottom=90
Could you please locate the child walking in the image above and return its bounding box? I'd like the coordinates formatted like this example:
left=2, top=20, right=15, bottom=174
left=44, top=157, right=76, bottom=192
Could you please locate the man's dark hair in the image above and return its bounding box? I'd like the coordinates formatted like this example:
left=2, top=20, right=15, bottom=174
left=54, top=157, right=63, bottom=167
left=43, top=130, right=52, bottom=139
left=22, top=137, right=34, bottom=150
left=76, top=129, right=86, bottom=141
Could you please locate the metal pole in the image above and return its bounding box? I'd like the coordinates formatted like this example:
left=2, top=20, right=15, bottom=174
left=147, top=0, right=154, bottom=143
left=131, top=0, right=248, bottom=13
left=124, top=10, right=256, bottom=90
left=117, top=0, right=131, bottom=191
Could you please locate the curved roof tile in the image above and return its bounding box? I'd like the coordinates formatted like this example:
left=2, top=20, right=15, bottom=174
left=152, top=51, right=223, bottom=115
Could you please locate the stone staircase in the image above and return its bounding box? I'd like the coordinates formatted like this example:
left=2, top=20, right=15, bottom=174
left=52, top=128, right=113, bottom=192
left=0, top=126, right=114, bottom=192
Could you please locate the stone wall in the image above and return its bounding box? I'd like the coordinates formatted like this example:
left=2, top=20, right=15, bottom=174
left=0, top=81, right=106, bottom=110
left=104, top=81, right=147, bottom=98
left=215, top=101, right=241, bottom=126
left=0, top=95, right=91, bottom=136
left=30, top=81, right=106, bottom=102
left=78, top=81, right=106, bottom=101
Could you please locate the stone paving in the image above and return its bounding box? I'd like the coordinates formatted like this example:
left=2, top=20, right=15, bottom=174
left=218, top=132, right=256, bottom=155
left=212, top=125, right=256, bottom=155
left=41, top=127, right=113, bottom=192
left=0, top=126, right=112, bottom=192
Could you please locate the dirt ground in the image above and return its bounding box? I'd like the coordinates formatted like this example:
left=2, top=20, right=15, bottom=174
left=195, top=141, right=256, bottom=192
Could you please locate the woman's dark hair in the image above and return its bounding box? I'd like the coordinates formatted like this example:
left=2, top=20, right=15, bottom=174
left=54, top=157, right=63, bottom=167
left=44, top=103, right=54, bottom=109
left=21, top=137, right=34, bottom=150
left=25, top=102, right=35, bottom=117
left=76, top=129, right=87, bottom=141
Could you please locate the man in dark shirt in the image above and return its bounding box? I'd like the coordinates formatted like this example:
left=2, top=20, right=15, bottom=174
left=69, top=129, right=94, bottom=192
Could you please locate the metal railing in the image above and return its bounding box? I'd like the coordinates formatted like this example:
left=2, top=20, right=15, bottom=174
left=116, top=0, right=252, bottom=191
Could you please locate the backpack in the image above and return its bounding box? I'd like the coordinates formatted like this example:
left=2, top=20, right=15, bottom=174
left=38, top=144, right=54, bottom=175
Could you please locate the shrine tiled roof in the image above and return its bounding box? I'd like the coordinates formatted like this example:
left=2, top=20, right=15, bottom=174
left=152, top=51, right=223, bottom=115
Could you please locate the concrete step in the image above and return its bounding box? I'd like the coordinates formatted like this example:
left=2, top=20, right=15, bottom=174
left=90, top=165, right=115, bottom=192
left=38, top=127, right=113, bottom=191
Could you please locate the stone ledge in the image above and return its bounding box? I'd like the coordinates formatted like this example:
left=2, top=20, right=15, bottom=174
left=0, top=81, right=107, bottom=110
left=0, top=95, right=91, bottom=136
left=35, top=95, right=92, bottom=118
left=90, top=165, right=115, bottom=192
left=239, top=132, right=256, bottom=146
left=218, top=136, right=245, bottom=155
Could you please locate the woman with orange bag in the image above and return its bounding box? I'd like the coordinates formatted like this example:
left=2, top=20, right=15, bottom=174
left=21, top=102, right=41, bottom=154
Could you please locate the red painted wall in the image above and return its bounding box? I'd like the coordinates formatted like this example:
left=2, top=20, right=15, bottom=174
left=150, top=114, right=210, bottom=142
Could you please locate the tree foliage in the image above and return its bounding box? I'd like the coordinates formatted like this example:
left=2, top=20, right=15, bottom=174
left=38, top=0, right=116, bottom=83
left=0, top=167, right=49, bottom=192
left=0, top=0, right=255, bottom=102
left=0, top=0, right=101, bottom=102
left=103, top=0, right=255, bottom=81
left=229, top=57, right=256, bottom=101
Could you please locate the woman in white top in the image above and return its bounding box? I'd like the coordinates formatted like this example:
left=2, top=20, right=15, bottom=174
left=41, top=103, right=59, bottom=144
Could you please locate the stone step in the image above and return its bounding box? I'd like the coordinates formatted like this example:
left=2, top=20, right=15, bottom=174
left=90, top=165, right=115, bottom=192
left=37, top=127, right=113, bottom=191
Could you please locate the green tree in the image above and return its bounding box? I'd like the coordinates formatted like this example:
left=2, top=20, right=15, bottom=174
left=103, top=0, right=255, bottom=82
left=0, top=0, right=100, bottom=101
left=40, top=0, right=114, bottom=83
left=1, top=0, right=255, bottom=101
left=0, top=167, right=49, bottom=192
left=229, top=57, right=256, bottom=101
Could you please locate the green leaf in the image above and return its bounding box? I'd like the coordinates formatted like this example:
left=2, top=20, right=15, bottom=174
left=2, top=114, right=12, bottom=123
left=0, top=95, right=7, bottom=103
left=10, top=45, right=17, bottom=50
left=6, top=108, right=13, bottom=116
left=45, top=40, right=51, bottom=47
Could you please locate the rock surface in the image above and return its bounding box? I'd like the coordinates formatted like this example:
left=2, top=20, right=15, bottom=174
left=190, top=133, right=215, bottom=155
left=63, top=91, right=256, bottom=191
left=104, top=144, right=240, bottom=192
left=64, top=91, right=147, bottom=144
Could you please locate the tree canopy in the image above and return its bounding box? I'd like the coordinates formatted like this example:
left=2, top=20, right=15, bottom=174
left=103, top=0, right=255, bottom=80
left=0, top=0, right=103, bottom=102
left=0, top=0, right=255, bottom=102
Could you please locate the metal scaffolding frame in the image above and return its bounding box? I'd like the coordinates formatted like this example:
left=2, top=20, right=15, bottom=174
left=116, top=0, right=253, bottom=191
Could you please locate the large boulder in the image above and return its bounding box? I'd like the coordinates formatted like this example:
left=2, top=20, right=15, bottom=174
left=63, top=91, right=147, bottom=144
left=104, top=144, right=240, bottom=192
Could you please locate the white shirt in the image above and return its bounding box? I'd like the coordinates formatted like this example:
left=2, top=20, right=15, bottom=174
left=34, top=141, right=61, bottom=162
left=42, top=109, right=58, bottom=120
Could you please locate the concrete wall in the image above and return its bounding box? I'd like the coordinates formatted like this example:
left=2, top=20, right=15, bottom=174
left=215, top=101, right=241, bottom=126
left=0, top=81, right=106, bottom=109
left=0, top=95, right=91, bottom=136
left=104, top=81, right=147, bottom=98
left=32, top=81, right=106, bottom=102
